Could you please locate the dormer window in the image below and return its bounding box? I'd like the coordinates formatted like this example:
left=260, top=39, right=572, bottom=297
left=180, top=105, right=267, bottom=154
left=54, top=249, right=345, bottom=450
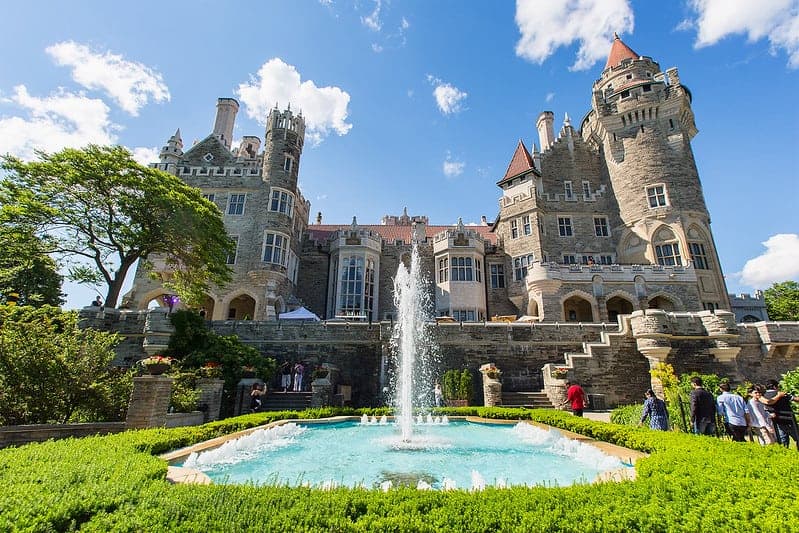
left=203, top=153, right=214, bottom=162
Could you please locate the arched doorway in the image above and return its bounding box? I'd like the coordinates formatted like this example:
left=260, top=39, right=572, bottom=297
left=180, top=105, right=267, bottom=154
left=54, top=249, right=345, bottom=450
left=227, top=294, right=256, bottom=320
left=648, top=295, right=675, bottom=312
left=606, top=296, right=634, bottom=322
left=563, top=295, right=594, bottom=322
left=199, top=295, right=215, bottom=320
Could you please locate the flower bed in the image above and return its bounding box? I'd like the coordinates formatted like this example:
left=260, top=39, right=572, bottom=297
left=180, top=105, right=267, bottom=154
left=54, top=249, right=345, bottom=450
left=2, top=407, right=798, bottom=531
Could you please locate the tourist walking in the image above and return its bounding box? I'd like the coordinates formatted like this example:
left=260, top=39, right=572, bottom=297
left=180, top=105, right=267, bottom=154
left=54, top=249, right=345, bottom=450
left=434, top=382, right=443, bottom=408
left=639, top=389, right=669, bottom=431
left=757, top=379, right=799, bottom=449
left=716, top=382, right=750, bottom=442
left=748, top=385, right=777, bottom=445
left=292, top=362, right=305, bottom=392
left=280, top=361, right=292, bottom=392
left=561, top=380, right=588, bottom=417
left=690, top=377, right=717, bottom=436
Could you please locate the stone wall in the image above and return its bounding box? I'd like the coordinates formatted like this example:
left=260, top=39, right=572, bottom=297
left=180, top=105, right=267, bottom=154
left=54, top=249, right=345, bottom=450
left=0, top=422, right=126, bottom=449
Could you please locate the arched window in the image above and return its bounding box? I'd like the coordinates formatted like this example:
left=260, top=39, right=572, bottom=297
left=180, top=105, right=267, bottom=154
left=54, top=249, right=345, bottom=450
left=653, top=227, right=682, bottom=266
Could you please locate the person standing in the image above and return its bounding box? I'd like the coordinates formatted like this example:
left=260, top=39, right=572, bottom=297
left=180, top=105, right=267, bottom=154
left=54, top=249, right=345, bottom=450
left=748, top=385, right=776, bottom=445
left=758, top=379, right=799, bottom=449
left=292, top=362, right=305, bottom=392
left=434, top=382, right=443, bottom=408
left=716, top=382, right=750, bottom=442
left=250, top=383, right=265, bottom=412
left=690, top=377, right=716, bottom=436
left=279, top=361, right=292, bottom=393
left=639, top=389, right=669, bottom=430
left=91, top=296, right=103, bottom=308
left=561, top=380, right=587, bottom=417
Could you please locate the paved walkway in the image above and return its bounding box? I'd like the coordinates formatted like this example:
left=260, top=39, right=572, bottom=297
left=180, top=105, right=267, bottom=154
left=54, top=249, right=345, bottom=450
left=583, top=410, right=612, bottom=423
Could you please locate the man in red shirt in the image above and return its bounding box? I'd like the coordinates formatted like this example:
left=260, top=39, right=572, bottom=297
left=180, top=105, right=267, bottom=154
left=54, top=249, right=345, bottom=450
left=562, top=380, right=588, bottom=417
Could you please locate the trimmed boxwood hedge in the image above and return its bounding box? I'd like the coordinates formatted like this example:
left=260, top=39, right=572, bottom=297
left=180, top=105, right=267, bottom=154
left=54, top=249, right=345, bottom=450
left=2, top=407, right=798, bottom=531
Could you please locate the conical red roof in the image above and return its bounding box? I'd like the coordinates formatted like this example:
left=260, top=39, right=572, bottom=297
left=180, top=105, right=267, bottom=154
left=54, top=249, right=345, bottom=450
left=500, top=140, right=534, bottom=182
left=604, top=33, right=638, bottom=70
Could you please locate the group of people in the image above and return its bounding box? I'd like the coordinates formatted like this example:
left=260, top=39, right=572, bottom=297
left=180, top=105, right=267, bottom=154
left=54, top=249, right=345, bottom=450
left=279, top=361, right=306, bottom=393
left=690, top=376, right=799, bottom=447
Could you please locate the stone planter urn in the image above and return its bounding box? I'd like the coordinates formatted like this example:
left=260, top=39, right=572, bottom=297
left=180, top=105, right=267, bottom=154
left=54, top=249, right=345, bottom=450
left=144, top=363, right=170, bottom=376
left=479, top=363, right=503, bottom=407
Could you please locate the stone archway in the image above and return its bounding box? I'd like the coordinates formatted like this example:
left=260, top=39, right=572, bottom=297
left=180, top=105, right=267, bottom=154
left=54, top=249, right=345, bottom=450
left=563, top=295, right=595, bottom=322
left=227, top=294, right=256, bottom=320
left=606, top=295, right=634, bottom=322
left=199, top=295, right=216, bottom=320
left=648, top=295, right=676, bottom=312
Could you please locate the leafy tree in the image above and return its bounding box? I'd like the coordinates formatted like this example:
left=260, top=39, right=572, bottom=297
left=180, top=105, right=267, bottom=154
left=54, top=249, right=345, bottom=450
left=0, top=226, right=64, bottom=307
left=764, top=281, right=799, bottom=321
left=0, top=145, right=234, bottom=308
left=0, top=305, right=126, bottom=425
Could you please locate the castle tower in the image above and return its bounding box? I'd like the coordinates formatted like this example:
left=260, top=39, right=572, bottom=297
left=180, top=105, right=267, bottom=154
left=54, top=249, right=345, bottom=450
left=582, top=34, right=728, bottom=310
left=158, top=128, right=183, bottom=167
left=212, top=98, right=239, bottom=149
left=536, top=111, right=555, bottom=151
left=263, top=106, right=305, bottom=191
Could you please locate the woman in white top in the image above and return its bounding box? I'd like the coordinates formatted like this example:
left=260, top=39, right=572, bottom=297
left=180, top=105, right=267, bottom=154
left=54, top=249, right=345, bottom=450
left=748, top=385, right=776, bottom=445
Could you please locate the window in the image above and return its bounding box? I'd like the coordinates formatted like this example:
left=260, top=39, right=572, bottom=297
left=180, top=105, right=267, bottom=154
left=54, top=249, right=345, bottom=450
left=513, top=254, right=535, bottom=281
left=510, top=220, right=519, bottom=239
left=599, top=255, right=613, bottom=265
left=522, top=215, right=531, bottom=236
left=283, top=155, right=294, bottom=173
left=451, top=257, right=474, bottom=281
left=702, top=302, right=719, bottom=311
left=582, top=181, right=591, bottom=198
left=338, top=256, right=366, bottom=318
left=655, top=243, right=682, bottom=266
left=581, top=255, right=595, bottom=265
left=646, top=185, right=667, bottom=208
left=490, top=264, right=505, bottom=289
left=643, top=84, right=651, bottom=92
left=452, top=309, right=476, bottom=322
left=475, top=259, right=482, bottom=283
left=202, top=193, right=215, bottom=203
left=558, top=217, right=573, bottom=237
left=621, top=90, right=630, bottom=98
left=226, top=235, right=239, bottom=265
left=438, top=258, right=448, bottom=283
left=227, top=193, right=246, bottom=215
left=563, top=255, right=577, bottom=264
left=564, top=181, right=573, bottom=199
left=263, top=232, right=288, bottom=266
left=594, top=217, right=609, bottom=237
left=689, top=242, right=709, bottom=269
left=270, top=189, right=294, bottom=216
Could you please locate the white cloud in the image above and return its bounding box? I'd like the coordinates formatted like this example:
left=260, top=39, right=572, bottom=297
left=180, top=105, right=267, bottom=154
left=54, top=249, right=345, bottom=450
left=0, top=85, right=117, bottom=160
left=361, top=0, right=382, bottom=31
left=514, top=0, right=635, bottom=71
left=46, top=41, right=169, bottom=116
left=372, top=43, right=384, bottom=53
left=427, top=75, right=468, bottom=115
left=686, top=0, right=799, bottom=68
left=130, top=146, right=160, bottom=165
left=401, top=17, right=410, bottom=30
left=739, top=233, right=799, bottom=287
left=545, top=92, right=555, bottom=103
left=443, top=153, right=465, bottom=177
left=236, top=58, right=352, bottom=145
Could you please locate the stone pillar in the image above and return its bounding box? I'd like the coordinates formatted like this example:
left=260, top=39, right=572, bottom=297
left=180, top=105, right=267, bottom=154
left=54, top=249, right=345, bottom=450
left=311, top=377, right=333, bottom=407
left=479, top=363, right=503, bottom=407
left=196, top=378, right=225, bottom=422
left=126, top=376, right=173, bottom=429
left=142, top=308, right=174, bottom=356
left=234, top=378, right=263, bottom=416
left=542, top=363, right=569, bottom=409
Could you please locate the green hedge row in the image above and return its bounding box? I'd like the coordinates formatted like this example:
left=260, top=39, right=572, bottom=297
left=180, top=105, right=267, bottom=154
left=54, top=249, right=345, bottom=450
left=2, top=407, right=798, bottom=532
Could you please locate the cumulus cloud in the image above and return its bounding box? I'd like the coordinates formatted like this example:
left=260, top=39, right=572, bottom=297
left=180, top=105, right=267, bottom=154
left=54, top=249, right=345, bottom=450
left=130, top=146, right=160, bottom=165
left=514, top=0, right=635, bottom=71
left=685, top=0, right=799, bottom=68
left=739, top=233, right=799, bottom=287
left=46, top=41, right=170, bottom=116
left=427, top=75, right=467, bottom=115
left=0, top=85, right=117, bottom=160
left=361, top=0, right=382, bottom=31
left=443, top=153, right=465, bottom=177
left=236, top=58, right=352, bottom=145
left=545, top=92, right=555, bottom=103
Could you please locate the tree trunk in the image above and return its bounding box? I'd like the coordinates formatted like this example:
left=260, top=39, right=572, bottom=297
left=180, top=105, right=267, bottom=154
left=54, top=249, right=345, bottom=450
left=104, top=259, right=136, bottom=308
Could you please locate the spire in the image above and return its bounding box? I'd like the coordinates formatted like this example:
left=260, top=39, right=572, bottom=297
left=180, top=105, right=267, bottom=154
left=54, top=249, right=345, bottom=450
left=564, top=113, right=571, bottom=127
left=500, top=139, right=535, bottom=182
left=604, top=33, right=639, bottom=70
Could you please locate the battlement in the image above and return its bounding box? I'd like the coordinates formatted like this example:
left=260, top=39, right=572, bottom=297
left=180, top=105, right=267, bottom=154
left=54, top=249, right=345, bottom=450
left=527, top=261, right=697, bottom=285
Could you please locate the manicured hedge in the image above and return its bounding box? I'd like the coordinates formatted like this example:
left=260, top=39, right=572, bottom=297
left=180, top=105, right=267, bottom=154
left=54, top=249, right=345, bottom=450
left=2, top=407, right=798, bottom=531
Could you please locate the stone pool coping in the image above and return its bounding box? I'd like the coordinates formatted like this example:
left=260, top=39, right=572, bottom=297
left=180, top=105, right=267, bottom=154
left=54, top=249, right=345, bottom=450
left=162, top=415, right=647, bottom=485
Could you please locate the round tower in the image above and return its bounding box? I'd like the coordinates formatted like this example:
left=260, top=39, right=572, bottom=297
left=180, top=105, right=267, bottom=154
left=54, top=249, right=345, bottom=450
left=582, top=34, right=729, bottom=310
left=212, top=98, right=239, bottom=150
left=158, top=129, right=183, bottom=170
left=262, top=106, right=305, bottom=191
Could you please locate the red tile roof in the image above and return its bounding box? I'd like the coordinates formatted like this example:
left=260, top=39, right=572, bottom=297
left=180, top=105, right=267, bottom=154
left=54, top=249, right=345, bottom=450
left=499, top=139, right=534, bottom=183
left=307, top=224, right=497, bottom=245
left=604, top=33, right=639, bottom=70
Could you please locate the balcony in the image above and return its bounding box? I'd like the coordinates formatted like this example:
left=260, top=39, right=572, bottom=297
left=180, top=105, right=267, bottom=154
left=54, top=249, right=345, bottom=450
left=527, top=262, right=696, bottom=285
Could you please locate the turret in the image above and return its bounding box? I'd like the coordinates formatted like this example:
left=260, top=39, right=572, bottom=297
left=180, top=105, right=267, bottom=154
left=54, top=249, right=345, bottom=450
left=212, top=98, right=239, bottom=150
left=536, top=111, right=555, bottom=151
left=263, top=106, right=306, bottom=190
left=159, top=129, right=183, bottom=166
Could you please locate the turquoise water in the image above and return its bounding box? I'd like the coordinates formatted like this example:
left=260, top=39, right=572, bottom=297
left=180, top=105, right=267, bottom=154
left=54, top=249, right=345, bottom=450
left=180, top=420, right=627, bottom=490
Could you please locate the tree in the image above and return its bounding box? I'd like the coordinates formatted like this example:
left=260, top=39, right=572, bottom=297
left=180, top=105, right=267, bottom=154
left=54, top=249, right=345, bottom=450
left=0, top=305, right=126, bottom=425
left=0, top=226, right=64, bottom=307
left=0, top=145, right=234, bottom=308
left=763, top=281, right=799, bottom=321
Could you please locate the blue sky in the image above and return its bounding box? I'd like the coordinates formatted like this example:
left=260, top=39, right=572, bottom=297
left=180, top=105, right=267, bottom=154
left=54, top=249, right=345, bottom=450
left=1, top=0, right=797, bottom=309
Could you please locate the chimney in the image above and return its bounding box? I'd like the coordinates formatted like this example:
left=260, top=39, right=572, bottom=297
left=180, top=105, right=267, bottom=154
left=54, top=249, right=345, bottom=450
left=316, top=212, right=323, bottom=225
left=480, top=215, right=488, bottom=225
left=536, top=111, right=555, bottom=151
left=213, top=98, right=240, bottom=150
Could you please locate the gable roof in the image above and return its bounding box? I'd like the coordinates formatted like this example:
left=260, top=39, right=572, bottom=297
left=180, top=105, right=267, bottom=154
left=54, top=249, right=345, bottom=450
left=181, top=134, right=237, bottom=166
left=498, top=139, right=536, bottom=185
left=604, top=33, right=639, bottom=70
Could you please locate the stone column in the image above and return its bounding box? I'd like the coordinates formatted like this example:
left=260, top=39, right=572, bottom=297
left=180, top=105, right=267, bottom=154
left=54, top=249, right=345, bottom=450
left=196, top=378, right=225, bottom=422
left=126, top=376, right=173, bottom=429
left=311, top=377, right=333, bottom=407
left=141, top=308, right=174, bottom=356
left=479, top=363, right=502, bottom=407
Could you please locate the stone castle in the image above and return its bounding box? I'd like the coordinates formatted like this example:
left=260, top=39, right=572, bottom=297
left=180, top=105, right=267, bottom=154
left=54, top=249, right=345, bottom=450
left=124, top=35, right=729, bottom=325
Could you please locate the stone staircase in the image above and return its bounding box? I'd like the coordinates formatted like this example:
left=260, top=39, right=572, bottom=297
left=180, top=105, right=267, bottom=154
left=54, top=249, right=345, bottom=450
left=260, top=391, right=312, bottom=411
left=500, top=391, right=556, bottom=409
